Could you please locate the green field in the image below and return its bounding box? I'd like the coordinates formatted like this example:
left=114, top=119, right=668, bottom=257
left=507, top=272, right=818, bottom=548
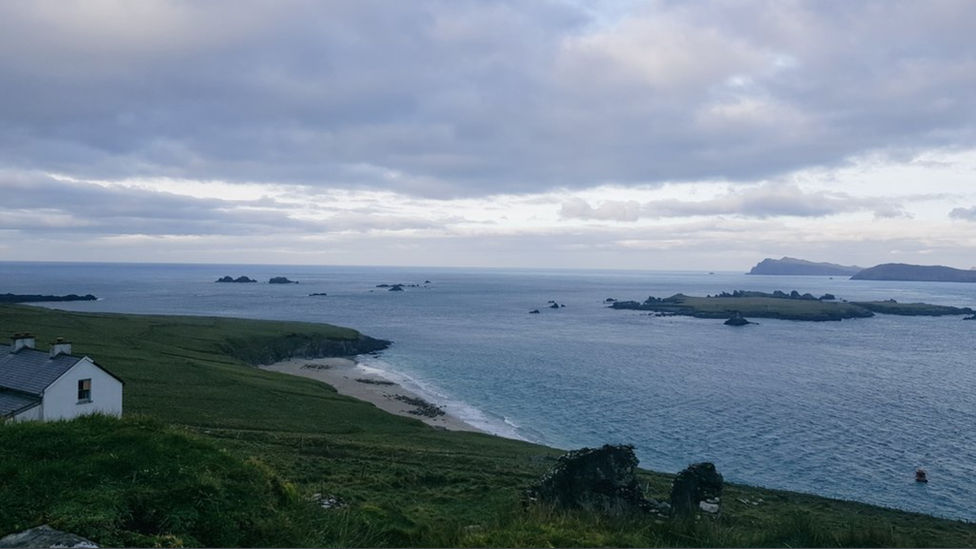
left=2, top=304, right=976, bottom=547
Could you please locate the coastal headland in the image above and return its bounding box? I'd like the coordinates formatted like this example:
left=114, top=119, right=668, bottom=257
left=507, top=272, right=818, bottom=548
left=2, top=303, right=975, bottom=547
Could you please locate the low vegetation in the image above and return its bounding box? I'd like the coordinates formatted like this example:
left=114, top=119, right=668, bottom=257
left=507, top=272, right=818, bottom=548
left=2, top=304, right=976, bottom=547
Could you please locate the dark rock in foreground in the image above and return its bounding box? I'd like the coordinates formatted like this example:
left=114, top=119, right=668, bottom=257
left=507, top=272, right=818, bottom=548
left=851, top=263, right=976, bottom=283
left=525, top=444, right=662, bottom=515
left=670, top=462, right=723, bottom=518
left=0, top=524, right=98, bottom=548
left=748, top=257, right=861, bottom=276
left=723, top=311, right=752, bottom=326
left=216, top=275, right=257, bottom=283
left=269, top=276, right=298, bottom=284
left=0, top=293, right=97, bottom=304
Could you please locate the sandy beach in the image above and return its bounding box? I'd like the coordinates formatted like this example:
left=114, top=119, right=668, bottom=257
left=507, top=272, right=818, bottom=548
left=260, top=357, right=482, bottom=433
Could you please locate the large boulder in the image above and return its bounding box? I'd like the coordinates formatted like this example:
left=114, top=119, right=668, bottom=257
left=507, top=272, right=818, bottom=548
left=526, top=444, right=654, bottom=515
left=670, top=462, right=723, bottom=518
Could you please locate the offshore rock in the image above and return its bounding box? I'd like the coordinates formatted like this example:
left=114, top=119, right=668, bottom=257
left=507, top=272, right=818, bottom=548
left=525, top=444, right=654, bottom=515
left=0, top=525, right=98, bottom=548
left=269, top=276, right=298, bottom=284
left=723, top=311, right=752, bottom=326
left=670, top=462, right=723, bottom=518
left=216, top=275, right=257, bottom=283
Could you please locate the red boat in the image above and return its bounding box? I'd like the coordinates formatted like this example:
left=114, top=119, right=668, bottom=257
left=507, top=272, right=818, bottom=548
left=915, top=468, right=928, bottom=483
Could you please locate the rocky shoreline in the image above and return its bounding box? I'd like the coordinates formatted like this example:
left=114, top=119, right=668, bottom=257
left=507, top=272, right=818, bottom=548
left=259, top=357, right=480, bottom=433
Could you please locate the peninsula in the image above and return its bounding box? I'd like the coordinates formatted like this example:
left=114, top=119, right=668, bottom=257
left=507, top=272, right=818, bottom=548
left=748, top=257, right=862, bottom=276
left=0, top=293, right=97, bottom=304
left=851, top=263, right=976, bottom=283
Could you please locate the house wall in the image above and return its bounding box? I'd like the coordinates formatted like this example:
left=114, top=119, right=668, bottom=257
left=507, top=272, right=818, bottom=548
left=41, top=358, right=123, bottom=420
left=11, top=404, right=41, bottom=422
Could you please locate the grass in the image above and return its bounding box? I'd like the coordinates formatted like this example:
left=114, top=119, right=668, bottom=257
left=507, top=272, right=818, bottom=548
left=2, top=303, right=976, bottom=547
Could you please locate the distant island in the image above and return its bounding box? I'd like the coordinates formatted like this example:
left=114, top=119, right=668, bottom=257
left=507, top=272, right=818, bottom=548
left=610, top=290, right=974, bottom=322
left=748, top=257, right=861, bottom=276
left=268, top=277, right=298, bottom=284
left=0, top=293, right=98, bottom=304
left=851, top=263, right=976, bottom=283
left=216, top=276, right=257, bottom=283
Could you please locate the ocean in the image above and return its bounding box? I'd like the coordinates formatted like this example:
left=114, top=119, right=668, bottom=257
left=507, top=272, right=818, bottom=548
left=2, top=261, right=975, bottom=521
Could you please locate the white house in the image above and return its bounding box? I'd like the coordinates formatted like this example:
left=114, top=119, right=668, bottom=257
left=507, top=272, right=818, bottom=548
left=0, top=333, right=123, bottom=422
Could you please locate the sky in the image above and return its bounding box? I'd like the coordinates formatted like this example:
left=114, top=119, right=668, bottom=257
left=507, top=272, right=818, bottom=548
left=1, top=0, right=975, bottom=271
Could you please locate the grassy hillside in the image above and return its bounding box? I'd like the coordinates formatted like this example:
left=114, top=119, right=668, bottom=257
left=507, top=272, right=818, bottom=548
left=2, top=304, right=976, bottom=547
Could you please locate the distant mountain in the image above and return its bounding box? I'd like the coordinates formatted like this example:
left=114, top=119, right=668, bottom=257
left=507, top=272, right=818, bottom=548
left=747, top=257, right=862, bottom=276
left=851, top=263, right=976, bottom=283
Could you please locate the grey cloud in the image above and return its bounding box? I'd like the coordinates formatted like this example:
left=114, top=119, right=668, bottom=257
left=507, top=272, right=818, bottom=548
left=1, top=1, right=974, bottom=198
left=0, top=172, right=313, bottom=236
left=560, top=184, right=906, bottom=221
left=949, top=206, right=976, bottom=221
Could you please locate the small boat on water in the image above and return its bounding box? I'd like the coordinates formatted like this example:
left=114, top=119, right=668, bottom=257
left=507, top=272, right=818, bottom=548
left=916, top=468, right=928, bottom=483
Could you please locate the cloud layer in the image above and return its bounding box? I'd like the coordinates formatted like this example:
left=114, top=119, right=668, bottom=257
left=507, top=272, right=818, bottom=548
left=2, top=1, right=975, bottom=198
left=2, top=1, right=976, bottom=270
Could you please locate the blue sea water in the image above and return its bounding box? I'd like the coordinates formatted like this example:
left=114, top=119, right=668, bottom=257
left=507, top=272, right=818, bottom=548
left=2, top=261, right=975, bottom=522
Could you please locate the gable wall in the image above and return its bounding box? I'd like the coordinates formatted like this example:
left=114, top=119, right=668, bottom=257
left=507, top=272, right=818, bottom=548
left=41, top=358, right=123, bottom=420
left=11, top=404, right=41, bottom=422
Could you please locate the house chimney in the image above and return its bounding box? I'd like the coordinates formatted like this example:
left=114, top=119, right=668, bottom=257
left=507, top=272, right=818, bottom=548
left=11, top=333, right=36, bottom=352
left=50, top=337, right=72, bottom=358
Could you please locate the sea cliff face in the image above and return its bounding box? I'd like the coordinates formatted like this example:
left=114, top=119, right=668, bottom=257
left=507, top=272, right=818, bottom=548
left=223, top=333, right=391, bottom=365
left=851, top=263, right=976, bottom=283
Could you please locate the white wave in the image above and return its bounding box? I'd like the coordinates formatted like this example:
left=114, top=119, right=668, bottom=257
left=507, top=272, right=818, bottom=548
left=355, top=354, right=529, bottom=441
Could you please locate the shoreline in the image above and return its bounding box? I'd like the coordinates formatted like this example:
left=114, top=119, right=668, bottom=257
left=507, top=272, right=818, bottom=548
left=260, top=357, right=483, bottom=433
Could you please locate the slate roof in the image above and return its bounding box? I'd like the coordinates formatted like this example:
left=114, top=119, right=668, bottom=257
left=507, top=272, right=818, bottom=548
left=0, top=390, right=40, bottom=416
left=0, top=344, right=82, bottom=396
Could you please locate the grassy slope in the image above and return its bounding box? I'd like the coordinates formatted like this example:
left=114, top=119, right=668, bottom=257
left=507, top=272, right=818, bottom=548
left=2, top=304, right=975, bottom=547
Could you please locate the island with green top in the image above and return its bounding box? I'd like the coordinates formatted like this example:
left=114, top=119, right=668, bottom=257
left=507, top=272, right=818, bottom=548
left=610, top=290, right=974, bottom=321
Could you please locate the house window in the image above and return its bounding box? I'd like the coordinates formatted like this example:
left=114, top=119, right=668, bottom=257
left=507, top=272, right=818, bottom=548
left=78, top=379, right=91, bottom=402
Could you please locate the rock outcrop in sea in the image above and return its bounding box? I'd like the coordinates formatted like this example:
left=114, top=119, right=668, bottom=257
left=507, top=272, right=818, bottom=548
left=269, top=277, right=298, bottom=284
left=724, top=311, right=752, bottom=326
left=216, top=275, right=257, bottom=283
